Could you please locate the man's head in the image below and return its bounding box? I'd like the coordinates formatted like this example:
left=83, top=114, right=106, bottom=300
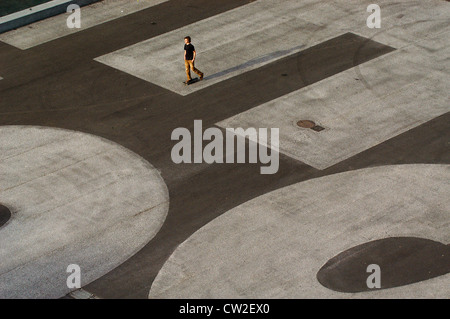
left=184, top=36, right=191, bottom=44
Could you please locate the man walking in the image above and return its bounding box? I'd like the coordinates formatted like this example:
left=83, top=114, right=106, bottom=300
left=184, top=36, right=204, bottom=83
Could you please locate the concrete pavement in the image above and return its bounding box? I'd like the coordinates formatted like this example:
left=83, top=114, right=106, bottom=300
left=0, top=0, right=168, bottom=49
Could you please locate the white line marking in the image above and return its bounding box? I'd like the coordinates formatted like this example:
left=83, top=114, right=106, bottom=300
left=217, top=46, right=449, bottom=169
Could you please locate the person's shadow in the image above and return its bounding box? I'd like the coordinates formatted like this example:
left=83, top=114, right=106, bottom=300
left=204, top=44, right=305, bottom=81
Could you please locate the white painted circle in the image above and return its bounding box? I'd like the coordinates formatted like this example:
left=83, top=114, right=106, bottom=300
left=149, top=165, right=449, bottom=298
left=0, top=126, right=169, bottom=298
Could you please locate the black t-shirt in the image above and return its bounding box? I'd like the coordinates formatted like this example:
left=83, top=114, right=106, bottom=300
left=184, top=43, right=195, bottom=60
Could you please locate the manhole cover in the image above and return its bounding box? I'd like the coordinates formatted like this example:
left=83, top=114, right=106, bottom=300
left=311, top=125, right=325, bottom=132
left=297, top=120, right=316, bottom=128
left=0, top=204, right=11, bottom=228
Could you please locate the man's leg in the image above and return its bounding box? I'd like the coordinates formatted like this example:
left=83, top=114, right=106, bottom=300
left=185, top=60, right=192, bottom=81
left=189, top=61, right=204, bottom=79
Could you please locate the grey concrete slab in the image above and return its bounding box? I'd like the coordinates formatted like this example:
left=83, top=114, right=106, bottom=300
left=0, top=126, right=169, bottom=298
left=0, top=204, right=11, bottom=227
left=337, top=0, right=450, bottom=48
left=317, top=237, right=450, bottom=293
left=94, top=0, right=346, bottom=95
left=0, top=0, right=168, bottom=50
left=149, top=165, right=450, bottom=299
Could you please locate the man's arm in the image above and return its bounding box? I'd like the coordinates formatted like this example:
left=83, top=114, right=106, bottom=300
left=192, top=50, right=196, bottom=62
left=184, top=50, right=187, bottom=61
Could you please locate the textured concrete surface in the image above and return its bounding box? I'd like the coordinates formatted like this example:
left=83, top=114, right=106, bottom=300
left=317, top=237, right=450, bottom=293
left=217, top=0, right=450, bottom=170
left=0, top=0, right=168, bottom=49
left=0, top=126, right=169, bottom=298
left=0, top=0, right=448, bottom=299
left=95, top=0, right=348, bottom=95
left=149, top=165, right=450, bottom=298
left=0, top=204, right=11, bottom=227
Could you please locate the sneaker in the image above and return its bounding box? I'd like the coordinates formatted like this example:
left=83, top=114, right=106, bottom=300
left=199, top=74, right=204, bottom=80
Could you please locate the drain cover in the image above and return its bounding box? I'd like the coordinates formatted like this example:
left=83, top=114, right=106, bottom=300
left=297, top=120, right=316, bottom=129
left=0, top=204, right=11, bottom=228
left=311, top=125, right=325, bottom=132
left=297, top=120, right=325, bottom=132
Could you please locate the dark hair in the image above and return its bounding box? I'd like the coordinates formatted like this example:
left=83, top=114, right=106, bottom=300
left=184, top=36, right=191, bottom=42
